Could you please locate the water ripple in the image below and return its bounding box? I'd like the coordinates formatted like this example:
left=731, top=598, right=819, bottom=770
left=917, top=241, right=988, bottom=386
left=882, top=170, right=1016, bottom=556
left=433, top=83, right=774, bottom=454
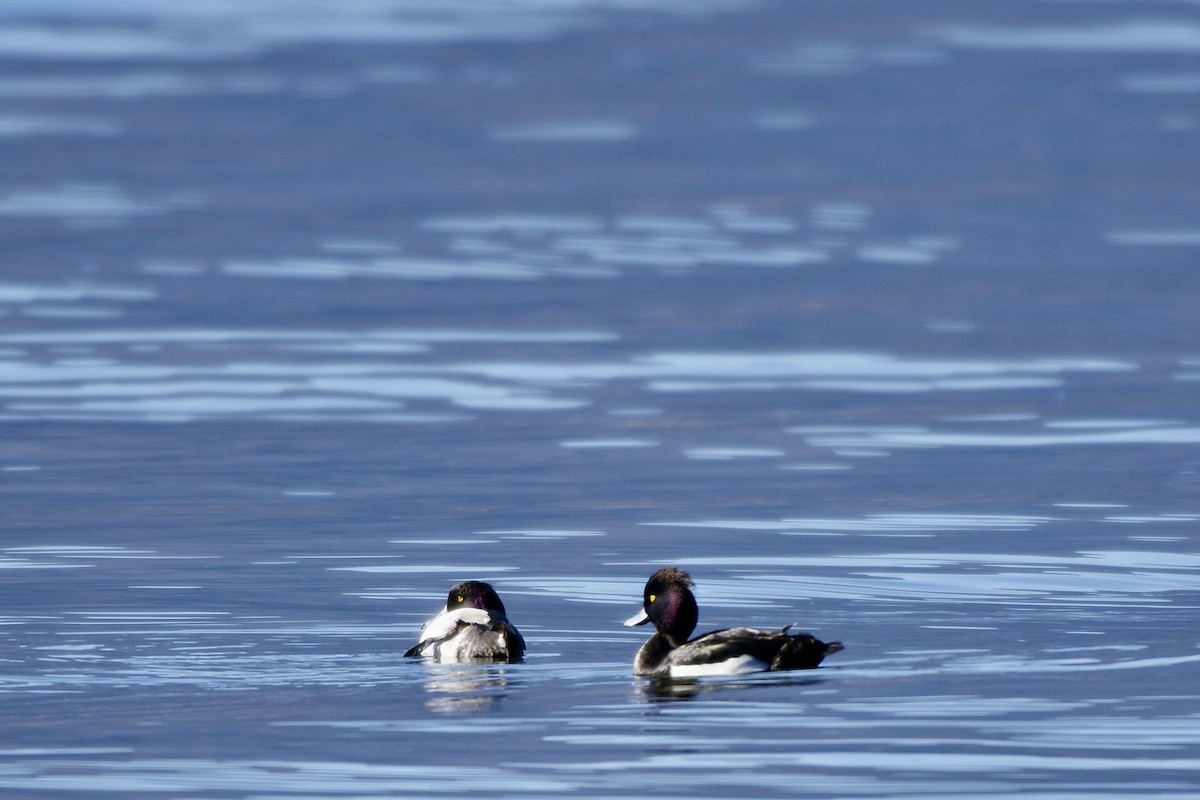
left=614, top=543, right=1200, bottom=607
left=0, top=757, right=573, bottom=795
left=1, top=329, right=1136, bottom=423
left=0, top=0, right=756, bottom=62
left=0, top=184, right=196, bottom=220
left=935, top=21, right=1200, bottom=53
left=797, top=422, right=1200, bottom=449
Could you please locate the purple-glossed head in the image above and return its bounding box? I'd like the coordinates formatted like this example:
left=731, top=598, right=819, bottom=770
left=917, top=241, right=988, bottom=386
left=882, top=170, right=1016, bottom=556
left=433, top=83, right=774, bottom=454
left=446, top=581, right=507, bottom=615
left=624, top=566, right=698, bottom=645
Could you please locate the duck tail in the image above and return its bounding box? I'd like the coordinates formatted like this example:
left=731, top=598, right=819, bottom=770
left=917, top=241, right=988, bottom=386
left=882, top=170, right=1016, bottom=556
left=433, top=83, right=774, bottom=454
left=771, top=631, right=844, bottom=670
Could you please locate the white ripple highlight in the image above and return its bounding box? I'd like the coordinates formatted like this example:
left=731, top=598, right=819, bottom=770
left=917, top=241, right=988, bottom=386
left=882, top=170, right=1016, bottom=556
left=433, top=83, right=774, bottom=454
left=795, top=422, right=1200, bottom=449
left=0, top=338, right=1133, bottom=423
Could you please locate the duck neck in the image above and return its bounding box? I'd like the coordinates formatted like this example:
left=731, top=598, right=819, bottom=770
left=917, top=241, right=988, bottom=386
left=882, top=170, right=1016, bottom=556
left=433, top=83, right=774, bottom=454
left=662, top=591, right=698, bottom=646
left=634, top=633, right=675, bottom=677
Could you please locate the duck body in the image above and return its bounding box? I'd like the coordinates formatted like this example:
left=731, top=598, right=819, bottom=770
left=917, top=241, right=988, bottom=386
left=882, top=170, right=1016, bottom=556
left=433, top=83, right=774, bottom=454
left=405, top=581, right=525, bottom=663
left=625, top=567, right=842, bottom=678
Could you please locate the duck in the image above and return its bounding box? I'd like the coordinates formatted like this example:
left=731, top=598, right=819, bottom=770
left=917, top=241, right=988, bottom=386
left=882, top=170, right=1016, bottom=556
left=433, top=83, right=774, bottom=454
left=404, top=581, right=526, bottom=663
left=624, top=566, right=842, bottom=678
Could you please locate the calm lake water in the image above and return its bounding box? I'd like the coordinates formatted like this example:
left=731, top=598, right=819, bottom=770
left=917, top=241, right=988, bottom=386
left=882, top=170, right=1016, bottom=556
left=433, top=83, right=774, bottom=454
left=3, top=0, right=1200, bottom=797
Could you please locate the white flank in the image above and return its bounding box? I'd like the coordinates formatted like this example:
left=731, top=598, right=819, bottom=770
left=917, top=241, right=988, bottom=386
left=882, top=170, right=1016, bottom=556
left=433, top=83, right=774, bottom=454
left=669, top=655, right=769, bottom=678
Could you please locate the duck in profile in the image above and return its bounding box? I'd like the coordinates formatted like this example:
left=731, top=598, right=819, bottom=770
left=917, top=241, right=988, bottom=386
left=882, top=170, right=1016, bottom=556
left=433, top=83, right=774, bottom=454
left=405, top=581, right=525, bottom=663
left=624, top=567, right=842, bottom=678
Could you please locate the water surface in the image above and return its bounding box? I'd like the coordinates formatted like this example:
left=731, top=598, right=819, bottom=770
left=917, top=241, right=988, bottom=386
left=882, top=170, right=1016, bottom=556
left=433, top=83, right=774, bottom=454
left=2, top=0, right=1199, bottom=797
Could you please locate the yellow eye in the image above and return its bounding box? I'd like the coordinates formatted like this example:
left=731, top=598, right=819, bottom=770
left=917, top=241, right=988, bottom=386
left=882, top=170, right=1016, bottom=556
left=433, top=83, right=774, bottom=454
left=456, top=595, right=464, bottom=603
left=648, top=594, right=657, bottom=603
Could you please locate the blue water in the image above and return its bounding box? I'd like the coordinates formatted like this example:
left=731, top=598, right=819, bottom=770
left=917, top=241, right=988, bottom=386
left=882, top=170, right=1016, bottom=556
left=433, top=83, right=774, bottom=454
left=3, top=0, right=1200, bottom=797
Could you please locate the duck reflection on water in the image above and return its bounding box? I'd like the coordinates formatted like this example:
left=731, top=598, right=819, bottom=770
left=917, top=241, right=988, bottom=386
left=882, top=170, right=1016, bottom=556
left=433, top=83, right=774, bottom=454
left=420, top=663, right=515, bottom=713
